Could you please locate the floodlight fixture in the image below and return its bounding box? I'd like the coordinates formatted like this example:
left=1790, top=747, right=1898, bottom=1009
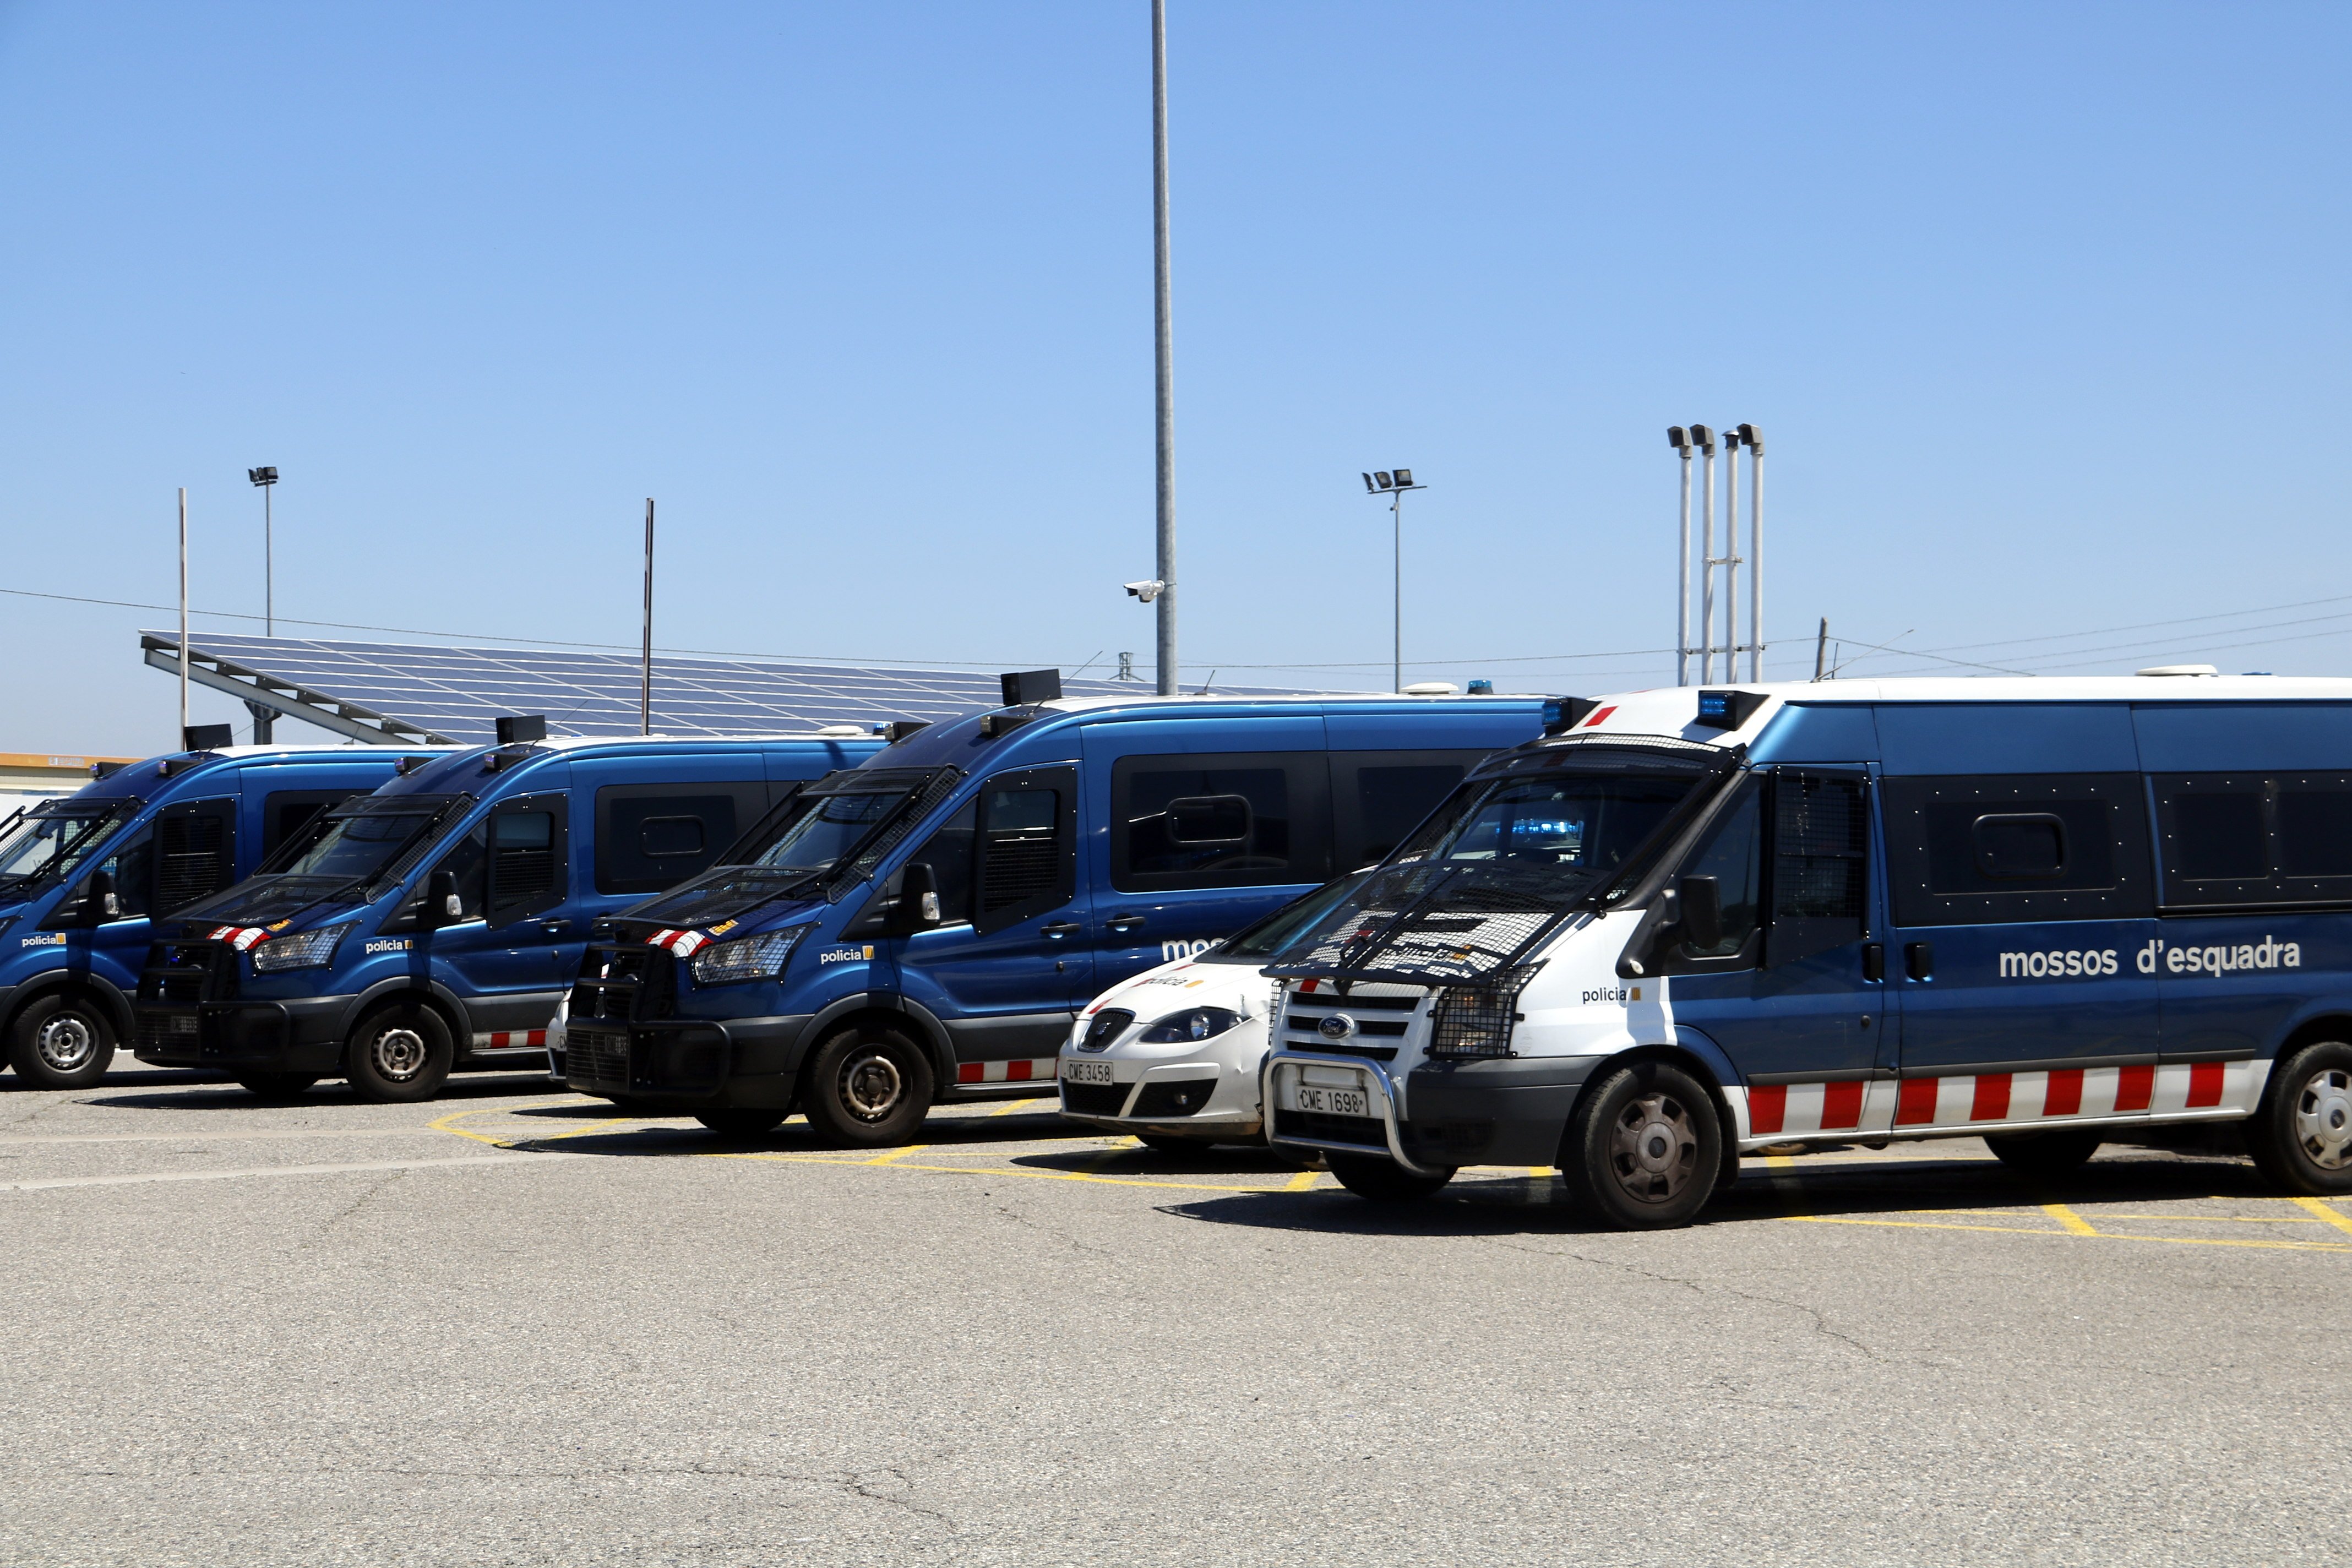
left=248, top=466, right=277, bottom=487
left=1374, top=471, right=1393, bottom=489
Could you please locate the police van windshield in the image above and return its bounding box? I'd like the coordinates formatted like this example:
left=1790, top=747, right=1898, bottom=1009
left=263, top=796, right=465, bottom=890
left=0, top=801, right=135, bottom=894
left=753, top=790, right=905, bottom=875
left=1401, top=770, right=1698, bottom=890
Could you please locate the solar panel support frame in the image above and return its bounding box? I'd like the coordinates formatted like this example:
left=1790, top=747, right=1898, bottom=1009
left=140, top=634, right=458, bottom=746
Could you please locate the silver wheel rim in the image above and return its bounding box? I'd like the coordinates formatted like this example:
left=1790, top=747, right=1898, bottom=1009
left=2294, top=1067, right=2352, bottom=1170
left=839, top=1048, right=905, bottom=1121
left=371, top=1026, right=429, bottom=1083
left=1608, top=1088, right=1700, bottom=1206
left=33, top=1012, right=97, bottom=1073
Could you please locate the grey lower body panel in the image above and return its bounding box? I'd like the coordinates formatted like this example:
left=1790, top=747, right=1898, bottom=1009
left=1398, top=1056, right=1606, bottom=1167
left=133, top=996, right=348, bottom=1074
left=565, top=1014, right=814, bottom=1109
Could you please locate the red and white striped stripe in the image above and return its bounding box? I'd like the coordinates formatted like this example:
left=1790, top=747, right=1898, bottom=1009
left=646, top=928, right=710, bottom=957
left=473, top=1030, right=549, bottom=1050
left=1740, top=1061, right=2262, bottom=1141
left=955, top=1057, right=1060, bottom=1086
left=209, top=925, right=270, bottom=951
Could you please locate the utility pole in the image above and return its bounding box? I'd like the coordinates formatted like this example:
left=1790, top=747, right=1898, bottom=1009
left=641, top=499, right=655, bottom=735
left=246, top=466, right=280, bottom=741
left=1151, top=0, right=1177, bottom=696
left=177, top=488, right=190, bottom=743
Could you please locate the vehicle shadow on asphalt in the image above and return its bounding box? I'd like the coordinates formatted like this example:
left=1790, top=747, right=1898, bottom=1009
left=1156, top=1151, right=2284, bottom=1237
left=83, top=1073, right=563, bottom=1111
left=491, top=1106, right=1116, bottom=1156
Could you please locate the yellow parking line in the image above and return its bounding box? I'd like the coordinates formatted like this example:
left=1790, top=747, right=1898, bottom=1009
left=2291, top=1196, right=2352, bottom=1236
left=1284, top=1168, right=1320, bottom=1191
left=1787, top=1214, right=2352, bottom=1251
left=428, top=1100, right=596, bottom=1149
left=2044, top=1203, right=2098, bottom=1236
left=989, top=1096, right=1052, bottom=1117
left=865, top=1144, right=930, bottom=1166
left=714, top=1150, right=1297, bottom=1195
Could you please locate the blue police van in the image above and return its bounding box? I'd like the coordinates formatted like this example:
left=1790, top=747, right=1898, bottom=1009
left=135, top=722, right=882, bottom=1099
left=0, top=741, right=417, bottom=1088
left=1257, top=676, right=2352, bottom=1227
left=560, top=677, right=1544, bottom=1142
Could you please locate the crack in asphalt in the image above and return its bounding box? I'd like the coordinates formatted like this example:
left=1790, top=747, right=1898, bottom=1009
left=1471, top=1234, right=1893, bottom=1364
left=991, top=1200, right=1116, bottom=1259
left=299, top=1169, right=406, bottom=1248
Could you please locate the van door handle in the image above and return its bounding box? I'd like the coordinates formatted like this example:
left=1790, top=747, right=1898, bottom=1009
left=1904, top=941, right=1934, bottom=981
left=1041, top=921, right=1082, bottom=939
left=539, top=919, right=574, bottom=936
left=1861, top=942, right=1885, bottom=982
left=1104, top=914, right=1146, bottom=934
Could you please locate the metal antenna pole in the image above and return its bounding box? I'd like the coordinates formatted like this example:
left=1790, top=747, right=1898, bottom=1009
left=641, top=499, right=655, bottom=735
left=1813, top=617, right=1828, bottom=681
left=1723, top=429, right=1740, bottom=679
left=1694, top=427, right=1716, bottom=683
left=177, top=488, right=190, bottom=741
left=1746, top=426, right=1766, bottom=680
left=1151, top=0, right=1178, bottom=696
left=1672, top=428, right=1691, bottom=686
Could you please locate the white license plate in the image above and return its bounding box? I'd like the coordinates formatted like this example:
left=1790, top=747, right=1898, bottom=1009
left=1293, top=1084, right=1370, bottom=1118
left=1062, top=1058, right=1114, bottom=1085
left=171, top=1014, right=198, bottom=1036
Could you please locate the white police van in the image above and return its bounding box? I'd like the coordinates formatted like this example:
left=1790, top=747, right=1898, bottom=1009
left=1261, top=677, right=2352, bottom=1228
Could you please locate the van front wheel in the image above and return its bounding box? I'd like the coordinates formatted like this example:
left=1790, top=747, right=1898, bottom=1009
left=2248, top=1042, right=2352, bottom=1195
left=344, top=1002, right=454, bottom=1102
left=8, top=994, right=117, bottom=1089
left=800, top=1027, right=934, bottom=1148
left=1561, top=1061, right=1724, bottom=1230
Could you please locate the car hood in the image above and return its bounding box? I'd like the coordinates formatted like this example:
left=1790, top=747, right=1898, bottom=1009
left=1079, top=952, right=1269, bottom=1025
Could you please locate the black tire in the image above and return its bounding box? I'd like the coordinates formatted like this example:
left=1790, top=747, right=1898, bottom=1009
left=2247, top=1041, right=2352, bottom=1195
left=7, top=993, right=117, bottom=1089
left=694, top=1108, right=786, bottom=1137
left=799, top=1027, right=935, bottom=1148
left=237, top=1074, right=318, bottom=1099
left=602, top=1096, right=663, bottom=1116
left=1327, top=1152, right=1455, bottom=1202
left=1135, top=1131, right=1208, bottom=1154
left=1984, top=1129, right=2103, bottom=1176
left=343, top=1001, right=454, bottom=1103
left=1561, top=1060, right=1724, bottom=1230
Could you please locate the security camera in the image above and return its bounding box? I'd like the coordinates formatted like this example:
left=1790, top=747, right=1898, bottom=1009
left=1125, top=580, right=1166, bottom=604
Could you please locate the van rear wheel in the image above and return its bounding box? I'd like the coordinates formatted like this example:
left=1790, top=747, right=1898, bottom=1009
left=694, top=1109, right=785, bottom=1137
left=2248, top=1042, right=2352, bottom=1195
left=1561, top=1060, right=1724, bottom=1230
left=8, top=994, right=117, bottom=1089
left=800, top=1027, right=934, bottom=1148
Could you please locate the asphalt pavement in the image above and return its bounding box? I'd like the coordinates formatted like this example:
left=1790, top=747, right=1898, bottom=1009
left=0, top=1064, right=2343, bottom=1566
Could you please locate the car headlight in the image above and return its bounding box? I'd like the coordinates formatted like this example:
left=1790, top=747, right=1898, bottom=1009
left=1138, top=1005, right=1243, bottom=1044
left=250, top=922, right=354, bottom=973
left=689, top=925, right=810, bottom=986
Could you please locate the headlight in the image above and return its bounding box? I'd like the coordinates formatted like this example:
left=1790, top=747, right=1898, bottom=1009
left=1139, top=1005, right=1243, bottom=1044
left=689, top=925, right=810, bottom=986
left=250, top=922, right=354, bottom=973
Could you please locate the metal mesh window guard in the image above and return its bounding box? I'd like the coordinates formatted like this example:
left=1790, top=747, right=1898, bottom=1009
left=1773, top=775, right=1866, bottom=919
left=1429, top=966, right=1540, bottom=1057
left=1266, top=863, right=1571, bottom=987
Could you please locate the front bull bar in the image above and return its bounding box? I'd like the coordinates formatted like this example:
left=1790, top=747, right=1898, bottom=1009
left=1261, top=1047, right=1450, bottom=1179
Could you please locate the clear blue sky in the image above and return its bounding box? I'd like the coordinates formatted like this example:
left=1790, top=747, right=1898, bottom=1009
left=4, top=2, right=2349, bottom=755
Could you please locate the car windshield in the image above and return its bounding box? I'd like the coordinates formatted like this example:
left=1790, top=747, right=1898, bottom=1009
left=269, top=796, right=462, bottom=890
left=1219, top=871, right=1373, bottom=960
left=0, top=802, right=134, bottom=892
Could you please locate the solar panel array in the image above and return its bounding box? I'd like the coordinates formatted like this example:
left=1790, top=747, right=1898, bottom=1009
left=150, top=631, right=1312, bottom=747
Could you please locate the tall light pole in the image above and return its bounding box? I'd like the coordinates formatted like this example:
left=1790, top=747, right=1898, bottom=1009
left=247, top=467, right=279, bottom=635
left=641, top=498, right=655, bottom=735
left=177, top=487, right=190, bottom=743
left=1150, top=0, right=1178, bottom=696
left=1360, top=469, right=1425, bottom=693
left=1668, top=427, right=1692, bottom=685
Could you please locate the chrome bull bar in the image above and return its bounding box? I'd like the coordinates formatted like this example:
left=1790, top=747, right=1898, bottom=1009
left=1261, top=1047, right=1449, bottom=1179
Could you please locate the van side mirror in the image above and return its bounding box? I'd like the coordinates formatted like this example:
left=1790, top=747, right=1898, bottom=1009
left=895, top=862, right=943, bottom=933
left=1678, top=874, right=1723, bottom=950
left=424, top=869, right=462, bottom=928
left=79, top=870, right=119, bottom=927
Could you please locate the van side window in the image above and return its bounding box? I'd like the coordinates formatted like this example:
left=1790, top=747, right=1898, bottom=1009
left=155, top=801, right=237, bottom=916
left=909, top=801, right=976, bottom=925
left=1329, top=750, right=1491, bottom=870
left=1110, top=752, right=1329, bottom=891
left=594, top=784, right=766, bottom=894
left=972, top=766, right=1077, bottom=934
left=1766, top=772, right=1870, bottom=966
left=1882, top=774, right=2152, bottom=926
left=1678, top=781, right=1763, bottom=960
left=428, top=827, right=488, bottom=922
left=2153, top=772, right=2352, bottom=907
left=79, top=830, right=154, bottom=921
left=492, top=812, right=558, bottom=906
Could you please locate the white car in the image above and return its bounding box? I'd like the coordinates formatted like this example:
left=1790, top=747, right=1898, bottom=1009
left=1058, top=874, right=1369, bottom=1149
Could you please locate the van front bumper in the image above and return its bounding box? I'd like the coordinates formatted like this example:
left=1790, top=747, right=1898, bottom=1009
left=1263, top=1049, right=1603, bottom=1171
left=563, top=1014, right=813, bottom=1107
left=132, top=998, right=347, bottom=1072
